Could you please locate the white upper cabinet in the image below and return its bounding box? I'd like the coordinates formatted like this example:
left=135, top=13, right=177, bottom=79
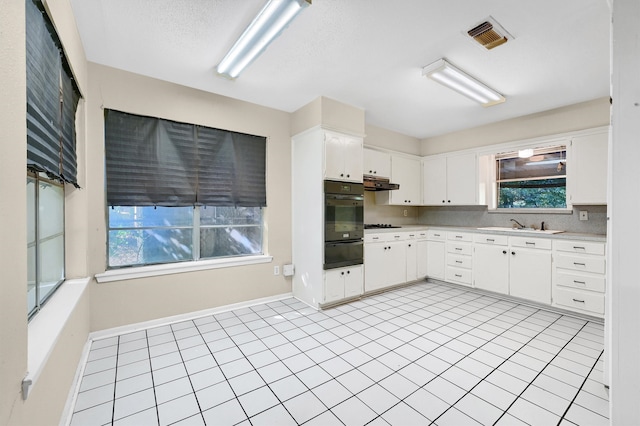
left=569, top=131, right=608, bottom=205
left=376, top=155, right=421, bottom=205
left=422, top=157, right=447, bottom=205
left=363, top=148, right=391, bottom=178
left=324, top=131, right=363, bottom=182
left=423, top=153, right=477, bottom=205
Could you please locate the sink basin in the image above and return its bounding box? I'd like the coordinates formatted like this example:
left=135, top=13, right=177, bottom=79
left=477, top=226, right=565, bottom=234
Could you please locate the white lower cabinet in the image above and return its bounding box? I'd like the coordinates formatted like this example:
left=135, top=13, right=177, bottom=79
left=472, top=234, right=552, bottom=304
left=473, top=234, right=509, bottom=294
left=406, top=230, right=428, bottom=282
left=364, top=234, right=406, bottom=293
left=552, top=240, right=606, bottom=317
left=406, top=239, right=418, bottom=282
left=426, top=230, right=446, bottom=280
left=417, top=237, right=428, bottom=279
left=324, top=265, right=363, bottom=304
left=446, top=232, right=473, bottom=286
left=509, top=243, right=552, bottom=304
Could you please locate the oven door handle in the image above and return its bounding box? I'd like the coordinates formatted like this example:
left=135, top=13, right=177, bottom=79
left=326, top=240, right=363, bottom=247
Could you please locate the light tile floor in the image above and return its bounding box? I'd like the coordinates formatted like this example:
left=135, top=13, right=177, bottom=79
left=69, top=281, right=609, bottom=425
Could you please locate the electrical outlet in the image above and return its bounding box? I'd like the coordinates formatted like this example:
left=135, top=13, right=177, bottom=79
left=273, top=265, right=280, bottom=275
left=403, top=209, right=408, bottom=217
left=579, top=210, right=588, bottom=221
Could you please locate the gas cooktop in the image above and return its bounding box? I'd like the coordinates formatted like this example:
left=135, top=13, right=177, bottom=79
left=364, top=224, right=402, bottom=229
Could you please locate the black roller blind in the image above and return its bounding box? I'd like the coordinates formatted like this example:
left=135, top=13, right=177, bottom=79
left=105, top=109, right=266, bottom=207
left=26, top=0, right=80, bottom=186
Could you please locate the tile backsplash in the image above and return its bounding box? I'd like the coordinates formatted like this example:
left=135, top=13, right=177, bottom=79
left=364, top=192, right=607, bottom=234
left=418, top=205, right=607, bottom=234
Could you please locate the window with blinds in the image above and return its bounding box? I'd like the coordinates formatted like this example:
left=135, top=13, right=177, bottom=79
left=26, top=0, right=81, bottom=318
left=104, top=110, right=267, bottom=268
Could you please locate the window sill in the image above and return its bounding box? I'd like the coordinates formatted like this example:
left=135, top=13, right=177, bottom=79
left=95, top=255, right=274, bottom=283
left=24, top=277, right=90, bottom=400
left=488, top=208, right=573, bottom=214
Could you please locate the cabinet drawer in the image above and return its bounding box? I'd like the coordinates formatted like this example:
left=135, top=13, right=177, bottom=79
left=474, top=234, right=509, bottom=246
left=446, top=267, right=472, bottom=285
left=555, top=271, right=605, bottom=293
left=555, top=254, right=605, bottom=274
left=554, top=287, right=604, bottom=315
left=554, top=240, right=605, bottom=255
left=447, top=253, right=472, bottom=269
left=427, top=230, right=446, bottom=241
left=416, top=231, right=428, bottom=240
left=447, top=243, right=472, bottom=256
left=448, top=232, right=473, bottom=242
left=365, top=233, right=405, bottom=243
left=510, top=236, right=552, bottom=250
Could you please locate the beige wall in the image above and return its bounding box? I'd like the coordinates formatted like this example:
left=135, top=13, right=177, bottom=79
left=421, top=97, right=611, bottom=155
left=365, top=124, right=421, bottom=155
left=86, top=64, right=293, bottom=331
left=1, top=0, right=92, bottom=424
left=291, top=96, right=365, bottom=136
left=0, top=0, right=29, bottom=423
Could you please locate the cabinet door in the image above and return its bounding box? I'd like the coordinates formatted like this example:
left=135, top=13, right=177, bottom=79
left=509, top=249, right=552, bottom=304
left=324, top=132, right=344, bottom=180
left=387, top=241, right=407, bottom=286
left=391, top=156, right=422, bottom=205
left=342, top=135, right=363, bottom=182
left=344, top=265, right=363, bottom=298
left=474, top=244, right=509, bottom=294
left=324, top=269, right=345, bottom=303
left=364, top=243, right=387, bottom=292
left=446, top=153, right=477, bottom=205
left=406, top=241, right=417, bottom=282
left=426, top=240, right=445, bottom=280
left=570, top=132, right=608, bottom=205
left=417, top=240, right=428, bottom=279
left=364, top=148, right=390, bottom=178
left=423, top=156, right=447, bottom=205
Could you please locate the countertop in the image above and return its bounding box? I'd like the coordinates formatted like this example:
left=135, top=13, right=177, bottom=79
left=364, top=224, right=606, bottom=242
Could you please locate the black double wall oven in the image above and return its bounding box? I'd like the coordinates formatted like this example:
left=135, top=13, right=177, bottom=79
left=324, top=180, right=364, bottom=269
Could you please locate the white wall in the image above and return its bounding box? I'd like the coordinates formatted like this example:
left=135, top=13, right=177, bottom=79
left=86, top=64, right=294, bottom=331
left=421, top=97, right=610, bottom=155
left=610, top=0, right=640, bottom=423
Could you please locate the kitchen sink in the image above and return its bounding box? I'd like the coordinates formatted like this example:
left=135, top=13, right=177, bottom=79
left=477, top=226, right=565, bottom=234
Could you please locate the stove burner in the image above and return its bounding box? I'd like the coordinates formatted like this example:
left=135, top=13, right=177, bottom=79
left=364, top=224, right=402, bottom=229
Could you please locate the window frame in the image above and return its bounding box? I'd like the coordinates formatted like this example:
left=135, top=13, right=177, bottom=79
left=28, top=171, right=66, bottom=319
left=482, top=142, right=572, bottom=213
left=106, top=206, right=265, bottom=269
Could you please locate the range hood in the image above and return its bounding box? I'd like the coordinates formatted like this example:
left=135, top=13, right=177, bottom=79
left=363, top=176, right=400, bottom=191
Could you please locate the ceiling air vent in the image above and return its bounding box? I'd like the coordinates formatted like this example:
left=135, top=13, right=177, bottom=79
left=467, top=17, right=513, bottom=50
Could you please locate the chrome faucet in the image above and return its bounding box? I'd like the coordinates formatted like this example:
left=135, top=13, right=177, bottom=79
left=510, top=218, right=526, bottom=229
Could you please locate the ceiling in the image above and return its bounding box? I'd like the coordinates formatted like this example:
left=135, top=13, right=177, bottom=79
left=69, top=0, right=611, bottom=139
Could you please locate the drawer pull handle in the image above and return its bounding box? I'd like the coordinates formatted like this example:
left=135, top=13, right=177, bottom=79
left=455, top=274, right=462, bottom=278
left=573, top=280, right=586, bottom=285
left=455, top=248, right=463, bottom=251
left=455, top=235, right=463, bottom=239
left=525, top=242, right=535, bottom=245
left=455, top=260, right=462, bottom=264
left=574, top=262, right=586, bottom=266
left=572, top=298, right=586, bottom=303
left=573, top=246, right=586, bottom=250
left=434, top=234, right=440, bottom=237
left=486, top=238, right=495, bottom=242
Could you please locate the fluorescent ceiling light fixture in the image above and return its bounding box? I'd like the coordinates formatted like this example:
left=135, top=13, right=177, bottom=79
left=422, top=59, right=505, bottom=107
left=215, top=0, right=311, bottom=79
left=518, top=149, right=534, bottom=158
